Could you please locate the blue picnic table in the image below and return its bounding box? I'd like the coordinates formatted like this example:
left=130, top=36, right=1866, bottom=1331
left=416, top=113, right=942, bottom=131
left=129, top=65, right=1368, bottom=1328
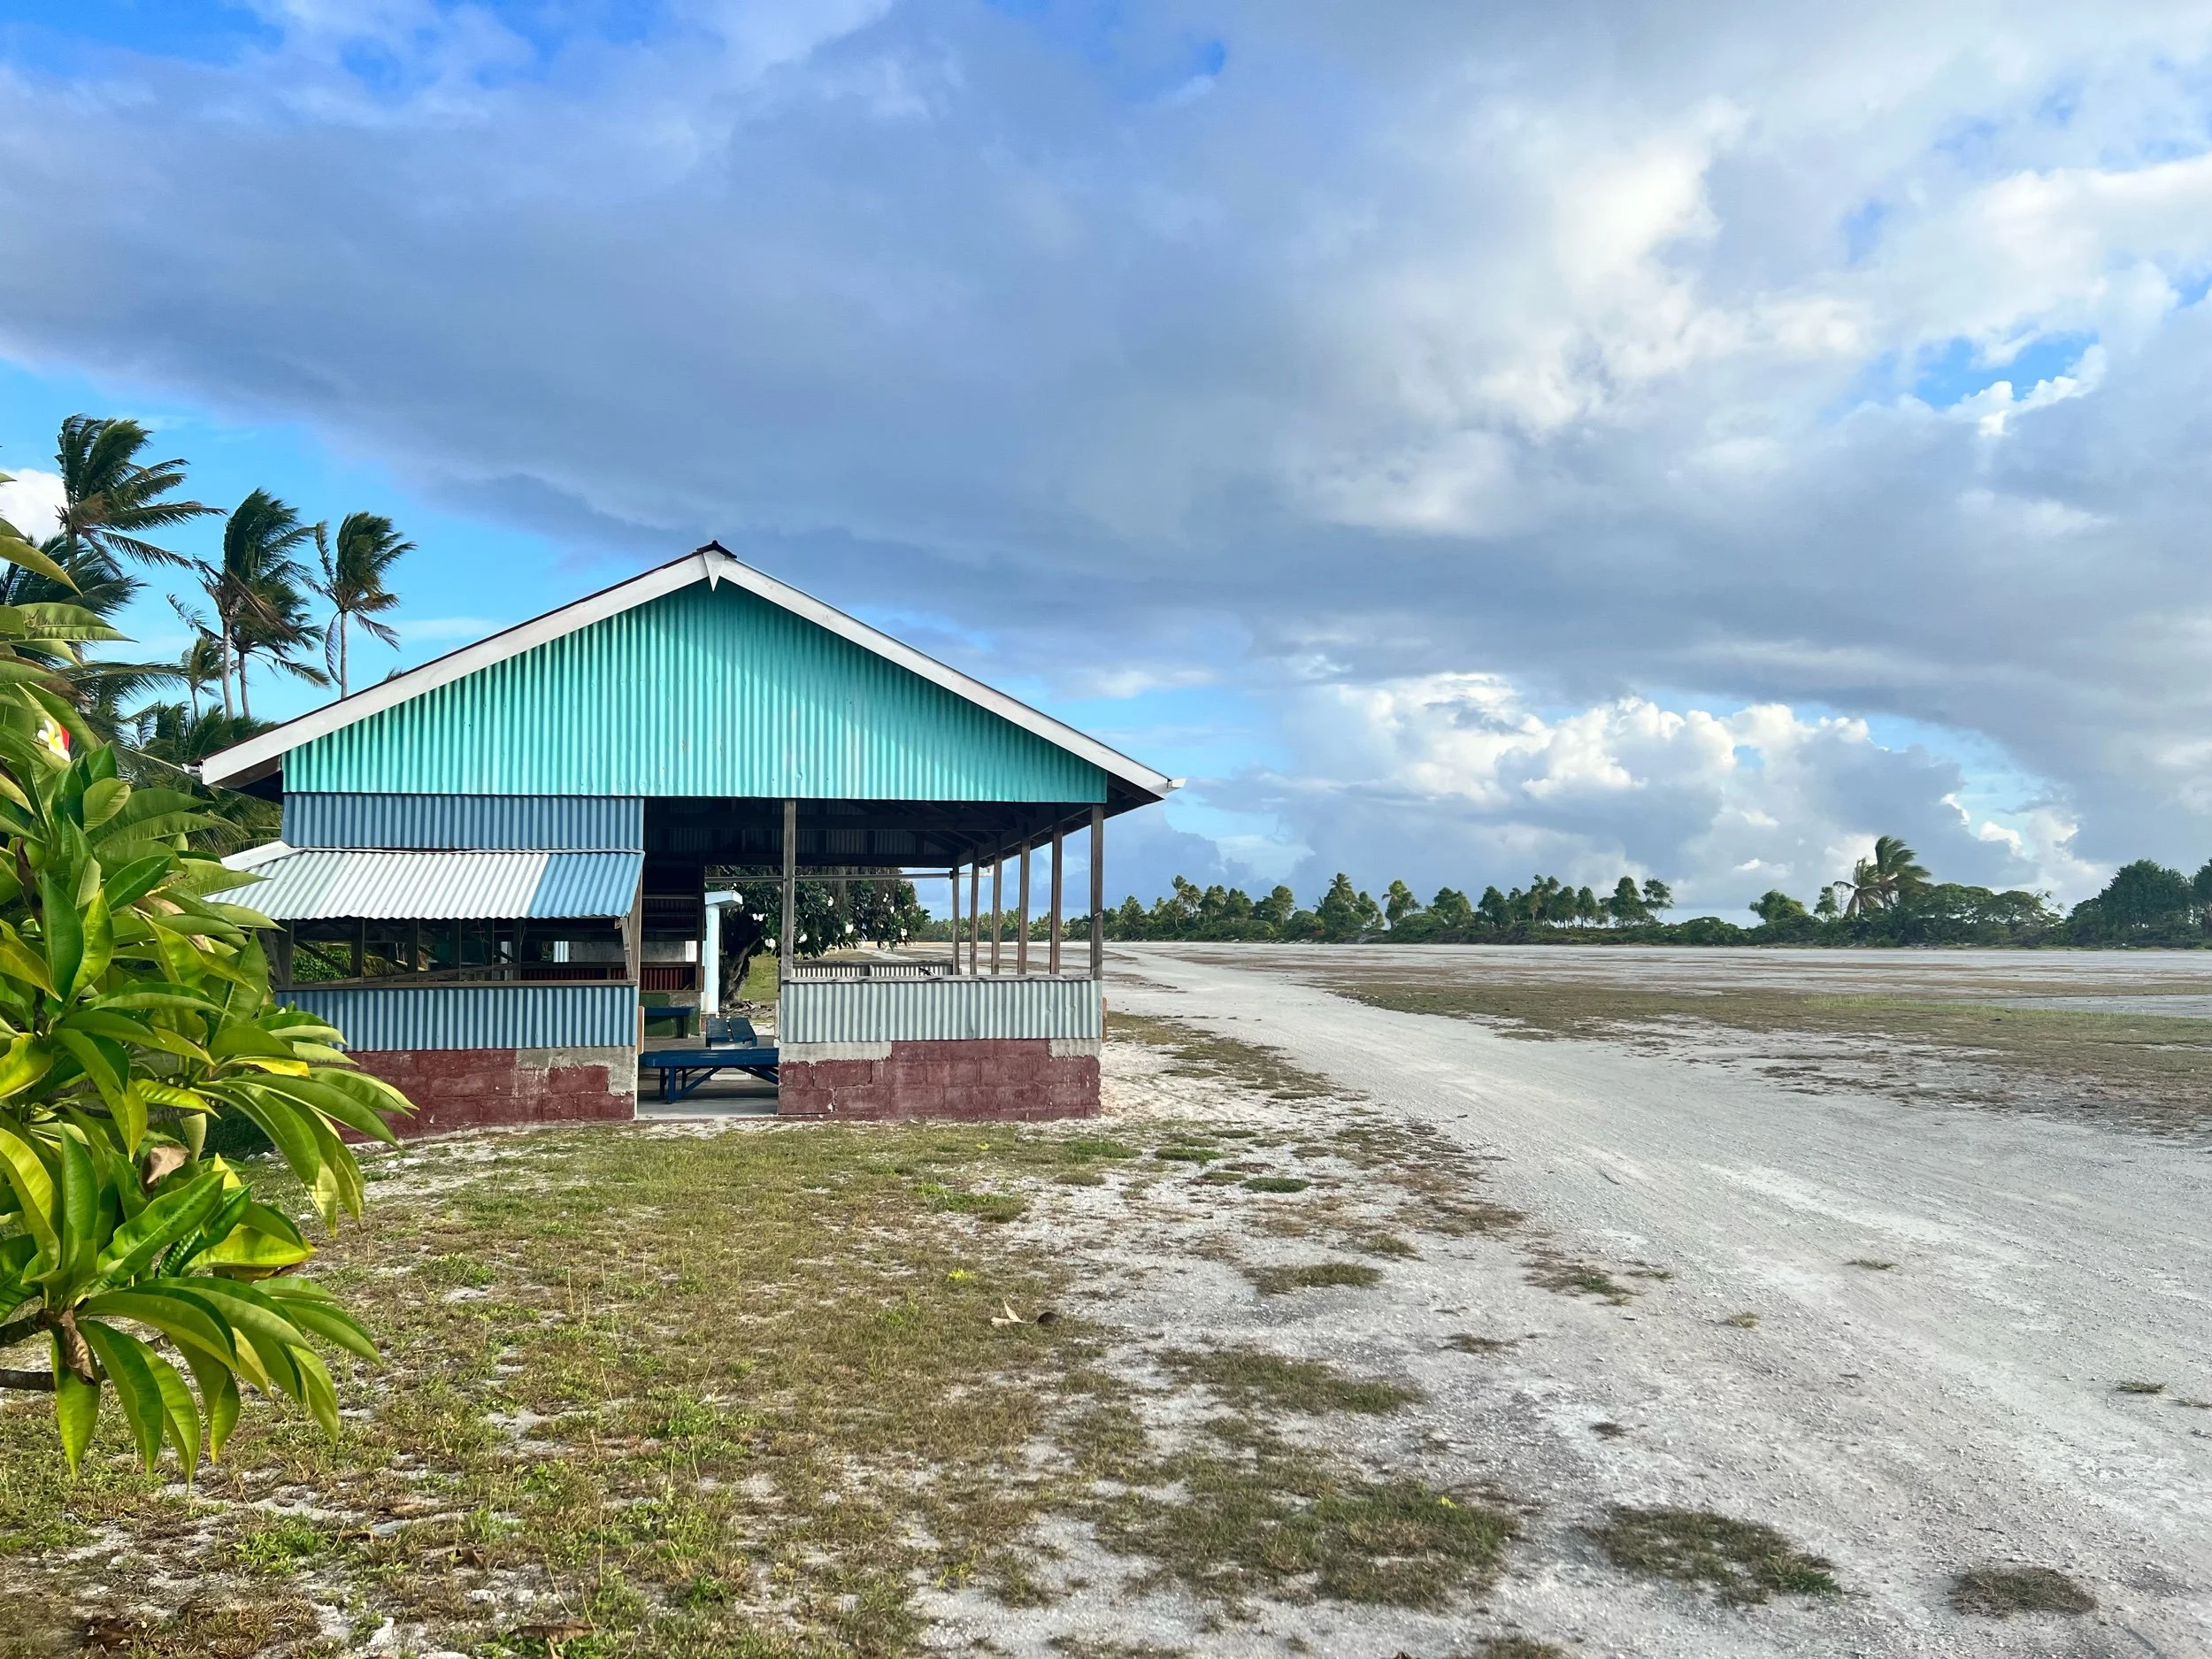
left=639, top=1045, right=780, bottom=1102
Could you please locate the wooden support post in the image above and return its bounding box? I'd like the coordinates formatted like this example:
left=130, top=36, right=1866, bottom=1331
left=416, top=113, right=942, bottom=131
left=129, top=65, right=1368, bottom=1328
left=351, top=918, right=366, bottom=979
left=990, top=855, right=1003, bottom=974
left=1017, top=843, right=1031, bottom=975
left=780, top=798, right=798, bottom=982
left=1048, top=827, right=1064, bottom=976
left=968, top=864, right=981, bottom=974
left=408, top=918, right=422, bottom=973
left=948, top=866, right=959, bottom=974
left=1089, top=805, right=1105, bottom=979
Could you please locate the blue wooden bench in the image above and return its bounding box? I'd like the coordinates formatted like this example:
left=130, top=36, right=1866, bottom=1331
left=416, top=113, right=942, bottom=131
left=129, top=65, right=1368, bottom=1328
left=639, top=1045, right=780, bottom=1102
left=639, top=1015, right=778, bottom=1102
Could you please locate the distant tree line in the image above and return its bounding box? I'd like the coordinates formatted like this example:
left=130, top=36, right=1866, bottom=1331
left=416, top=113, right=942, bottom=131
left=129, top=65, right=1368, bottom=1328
left=1098, top=835, right=2212, bottom=949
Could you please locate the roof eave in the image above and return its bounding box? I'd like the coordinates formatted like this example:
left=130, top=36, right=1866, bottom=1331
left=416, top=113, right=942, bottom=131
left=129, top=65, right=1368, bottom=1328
left=198, top=544, right=1178, bottom=802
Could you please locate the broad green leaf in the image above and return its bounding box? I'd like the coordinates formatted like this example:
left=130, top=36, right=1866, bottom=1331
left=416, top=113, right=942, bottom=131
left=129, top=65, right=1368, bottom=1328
left=82, top=1286, right=237, bottom=1367
left=136, top=1081, right=213, bottom=1114
left=0, top=534, right=73, bottom=587
left=255, top=1072, right=402, bottom=1147
left=38, top=868, right=81, bottom=1006
left=72, top=887, right=112, bottom=998
left=0, top=1033, right=53, bottom=1100
left=93, top=1171, right=224, bottom=1286
left=100, top=856, right=173, bottom=914
left=290, top=1344, right=341, bottom=1437
left=205, top=1091, right=322, bottom=1191
left=0, top=937, right=54, bottom=995
left=209, top=1022, right=296, bottom=1062
left=258, top=1283, right=379, bottom=1363
left=196, top=1222, right=315, bottom=1276
left=80, top=778, right=128, bottom=831
left=55, top=1030, right=126, bottom=1113
left=51, top=1337, right=98, bottom=1475
left=52, top=1132, right=97, bottom=1294
left=178, top=1341, right=240, bottom=1460
left=0, top=1120, right=58, bottom=1263
left=146, top=1346, right=201, bottom=1481
left=80, top=1319, right=165, bottom=1470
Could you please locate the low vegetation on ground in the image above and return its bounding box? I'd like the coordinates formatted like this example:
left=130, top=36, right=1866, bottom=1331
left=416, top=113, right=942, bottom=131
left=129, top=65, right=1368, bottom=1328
left=1331, top=975, right=2212, bottom=1128
left=0, top=1099, right=1537, bottom=1656
left=1948, top=1565, right=2098, bottom=1617
left=1587, top=1506, right=1841, bottom=1605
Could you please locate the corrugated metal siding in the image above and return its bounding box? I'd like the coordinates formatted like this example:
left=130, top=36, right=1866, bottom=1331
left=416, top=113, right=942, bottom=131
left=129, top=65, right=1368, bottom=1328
left=280, top=983, right=638, bottom=1050
left=286, top=581, right=1109, bottom=802
left=781, top=976, right=1102, bottom=1044
left=284, top=794, right=644, bottom=849
left=216, top=850, right=642, bottom=919
left=530, top=852, right=644, bottom=918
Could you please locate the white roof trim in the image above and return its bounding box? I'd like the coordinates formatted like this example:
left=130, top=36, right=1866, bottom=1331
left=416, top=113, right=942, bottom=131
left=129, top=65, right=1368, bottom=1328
left=198, top=547, right=1176, bottom=800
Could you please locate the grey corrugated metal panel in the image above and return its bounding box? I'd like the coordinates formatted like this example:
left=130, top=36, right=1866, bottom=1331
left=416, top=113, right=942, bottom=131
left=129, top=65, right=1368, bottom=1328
left=529, top=852, right=643, bottom=918
left=282, top=794, right=645, bottom=850
left=286, top=581, right=1110, bottom=802
left=279, top=983, right=639, bottom=1050
left=217, top=850, right=347, bottom=919
left=209, top=850, right=549, bottom=919
left=781, top=976, right=1102, bottom=1044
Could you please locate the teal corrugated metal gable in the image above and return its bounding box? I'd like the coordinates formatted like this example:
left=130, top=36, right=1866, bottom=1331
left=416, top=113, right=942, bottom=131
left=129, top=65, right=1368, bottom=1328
left=286, top=581, right=1109, bottom=801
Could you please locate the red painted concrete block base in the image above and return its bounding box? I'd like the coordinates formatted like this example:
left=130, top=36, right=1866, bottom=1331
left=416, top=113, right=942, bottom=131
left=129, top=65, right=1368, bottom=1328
left=778, top=1039, right=1099, bottom=1121
left=349, top=1047, right=636, bottom=1138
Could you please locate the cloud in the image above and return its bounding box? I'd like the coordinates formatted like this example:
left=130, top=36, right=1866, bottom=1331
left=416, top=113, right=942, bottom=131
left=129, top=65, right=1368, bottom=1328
left=0, top=466, right=64, bottom=544
left=4, top=4, right=2212, bottom=902
left=1201, top=672, right=2086, bottom=917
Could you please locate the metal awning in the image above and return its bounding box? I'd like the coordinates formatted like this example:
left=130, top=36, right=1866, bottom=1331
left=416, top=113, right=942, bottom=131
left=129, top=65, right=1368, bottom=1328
left=213, top=846, right=642, bottom=921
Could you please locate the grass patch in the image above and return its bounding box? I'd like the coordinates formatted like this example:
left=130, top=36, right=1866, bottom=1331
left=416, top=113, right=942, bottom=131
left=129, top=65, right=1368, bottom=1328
left=1445, top=1333, right=1518, bottom=1354
left=1723, top=1311, right=1761, bottom=1329
left=916, top=1181, right=1028, bottom=1222
left=2115, top=1379, right=2166, bottom=1394
left=1948, top=1565, right=2096, bottom=1617
left=419, top=1252, right=497, bottom=1289
left=1062, top=1138, right=1138, bottom=1162
left=1330, top=975, right=2212, bottom=1128
left=1101, top=1443, right=1512, bottom=1610
left=1351, top=1233, right=1418, bottom=1259
left=1153, top=1146, right=1220, bottom=1164
left=1589, top=1506, right=1839, bottom=1605
left=1475, top=1640, right=1566, bottom=1658
left=1164, top=1348, right=1421, bottom=1417
left=1055, top=1168, right=1107, bottom=1187
left=1590, top=1422, right=1628, bottom=1440
left=1246, top=1262, right=1385, bottom=1296
left=232, top=1513, right=334, bottom=1574
left=1241, top=1176, right=1310, bottom=1194
left=1526, top=1258, right=1632, bottom=1305
left=1847, top=1258, right=1897, bottom=1271
left=0, top=1122, right=1091, bottom=1655
left=1109, top=1012, right=1337, bottom=1101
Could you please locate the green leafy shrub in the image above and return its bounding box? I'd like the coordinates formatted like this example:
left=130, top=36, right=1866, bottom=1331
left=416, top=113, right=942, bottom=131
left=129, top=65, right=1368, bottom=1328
left=0, top=526, right=411, bottom=1473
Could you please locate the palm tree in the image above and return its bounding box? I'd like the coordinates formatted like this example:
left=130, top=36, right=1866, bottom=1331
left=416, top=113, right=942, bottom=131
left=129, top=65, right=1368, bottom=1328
left=55, top=415, right=218, bottom=568
left=175, top=633, right=225, bottom=718
left=313, top=512, right=411, bottom=697
left=201, top=490, right=326, bottom=719
left=1844, top=834, right=1932, bottom=915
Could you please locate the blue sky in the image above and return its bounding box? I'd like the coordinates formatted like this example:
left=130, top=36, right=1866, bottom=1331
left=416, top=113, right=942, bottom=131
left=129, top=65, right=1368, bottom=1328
left=7, top=1, right=2212, bottom=912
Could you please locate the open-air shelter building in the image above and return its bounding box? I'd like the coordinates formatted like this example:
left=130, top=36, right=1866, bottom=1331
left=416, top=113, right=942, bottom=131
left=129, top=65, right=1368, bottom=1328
left=200, top=545, right=1174, bottom=1133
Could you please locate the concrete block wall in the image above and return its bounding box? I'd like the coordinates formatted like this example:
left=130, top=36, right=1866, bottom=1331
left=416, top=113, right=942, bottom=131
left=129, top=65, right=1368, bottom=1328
left=777, top=1037, right=1099, bottom=1121
left=348, top=1044, right=637, bottom=1137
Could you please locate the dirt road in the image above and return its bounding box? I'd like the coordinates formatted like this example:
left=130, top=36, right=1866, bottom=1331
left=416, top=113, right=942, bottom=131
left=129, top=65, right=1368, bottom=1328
left=1108, top=944, right=2212, bottom=1657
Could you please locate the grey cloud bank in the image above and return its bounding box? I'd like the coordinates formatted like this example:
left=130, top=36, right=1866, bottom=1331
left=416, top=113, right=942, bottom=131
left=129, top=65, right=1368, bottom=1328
left=3, top=0, right=2211, bottom=913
